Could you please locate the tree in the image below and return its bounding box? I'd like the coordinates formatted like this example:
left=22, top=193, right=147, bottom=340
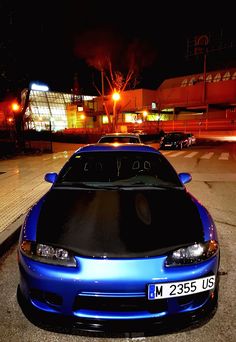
left=74, top=29, right=157, bottom=131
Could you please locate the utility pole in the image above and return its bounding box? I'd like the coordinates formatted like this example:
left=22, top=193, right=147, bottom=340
left=203, top=49, right=207, bottom=104
left=186, top=30, right=235, bottom=125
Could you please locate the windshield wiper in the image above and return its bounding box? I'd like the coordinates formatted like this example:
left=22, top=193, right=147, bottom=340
left=56, top=182, right=125, bottom=190
left=128, top=181, right=181, bottom=189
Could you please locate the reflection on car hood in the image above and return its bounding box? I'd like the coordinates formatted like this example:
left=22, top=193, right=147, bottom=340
left=37, top=188, right=204, bottom=258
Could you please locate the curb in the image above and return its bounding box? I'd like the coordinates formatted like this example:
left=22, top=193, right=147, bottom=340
left=0, top=214, right=26, bottom=257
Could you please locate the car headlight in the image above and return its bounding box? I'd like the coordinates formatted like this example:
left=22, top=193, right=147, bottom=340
left=165, top=240, right=218, bottom=267
left=20, top=241, right=77, bottom=267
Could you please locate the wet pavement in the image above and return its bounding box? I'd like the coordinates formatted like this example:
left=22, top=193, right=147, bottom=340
left=0, top=145, right=82, bottom=255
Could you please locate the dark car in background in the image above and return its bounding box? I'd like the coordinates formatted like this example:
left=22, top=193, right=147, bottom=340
left=159, top=132, right=190, bottom=150
left=18, top=144, right=219, bottom=333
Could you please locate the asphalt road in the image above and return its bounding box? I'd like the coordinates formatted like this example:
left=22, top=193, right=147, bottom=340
left=0, top=141, right=236, bottom=341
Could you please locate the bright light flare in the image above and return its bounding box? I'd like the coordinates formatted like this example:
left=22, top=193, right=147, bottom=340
left=12, top=103, right=20, bottom=112
left=112, top=92, right=120, bottom=101
left=30, top=83, right=49, bottom=91
left=143, top=110, right=148, bottom=117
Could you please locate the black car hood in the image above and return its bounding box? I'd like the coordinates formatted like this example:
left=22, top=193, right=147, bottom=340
left=37, top=188, right=204, bottom=258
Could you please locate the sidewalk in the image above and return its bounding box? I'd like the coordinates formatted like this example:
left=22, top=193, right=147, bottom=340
left=0, top=144, right=82, bottom=256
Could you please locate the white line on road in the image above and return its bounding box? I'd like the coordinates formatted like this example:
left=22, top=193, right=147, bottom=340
left=200, top=152, right=214, bottom=159
left=219, top=152, right=229, bottom=160
left=184, top=152, right=199, bottom=158
left=168, top=151, right=186, bottom=157
left=161, top=151, right=173, bottom=155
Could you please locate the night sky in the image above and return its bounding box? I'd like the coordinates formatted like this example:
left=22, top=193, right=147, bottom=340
left=0, top=1, right=235, bottom=99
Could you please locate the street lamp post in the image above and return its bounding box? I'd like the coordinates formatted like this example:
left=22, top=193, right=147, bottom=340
left=112, top=91, right=120, bottom=132
left=11, top=101, right=21, bottom=150
left=49, top=118, right=53, bottom=153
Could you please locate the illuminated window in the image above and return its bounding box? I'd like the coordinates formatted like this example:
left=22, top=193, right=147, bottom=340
left=222, top=71, right=231, bottom=81
left=189, top=78, right=196, bottom=86
left=213, top=73, right=221, bottom=82
left=24, top=90, right=97, bottom=131
left=146, top=114, right=159, bottom=121
left=181, top=79, right=188, bottom=87
left=232, top=72, right=236, bottom=80
left=124, top=113, right=137, bottom=123
left=206, top=74, right=212, bottom=83
left=198, top=75, right=204, bottom=82
left=102, top=115, right=109, bottom=124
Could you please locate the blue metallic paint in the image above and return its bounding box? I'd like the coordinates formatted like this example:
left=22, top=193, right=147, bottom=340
left=18, top=144, right=219, bottom=330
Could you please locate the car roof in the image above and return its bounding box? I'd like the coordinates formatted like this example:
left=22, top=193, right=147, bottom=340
left=74, top=143, right=160, bottom=155
left=167, top=131, right=185, bottom=134
left=100, top=133, right=140, bottom=137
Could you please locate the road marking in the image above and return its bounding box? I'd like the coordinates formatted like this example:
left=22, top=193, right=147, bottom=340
left=219, top=152, right=229, bottom=160
left=200, top=152, right=214, bottom=159
left=159, top=150, right=231, bottom=161
left=184, top=152, right=199, bottom=158
left=161, top=151, right=173, bottom=155
left=168, top=151, right=186, bottom=157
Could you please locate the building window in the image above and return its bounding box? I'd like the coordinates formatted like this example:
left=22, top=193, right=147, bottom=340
left=232, top=72, right=236, bottom=80
left=151, top=102, right=157, bottom=109
left=189, top=78, right=196, bottom=86
left=222, top=71, right=231, bottom=81
left=198, top=75, right=204, bottom=82
left=181, top=79, right=188, bottom=87
left=213, top=73, right=221, bottom=82
left=206, top=74, right=212, bottom=83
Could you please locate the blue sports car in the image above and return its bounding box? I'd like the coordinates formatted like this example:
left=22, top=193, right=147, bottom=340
left=17, top=144, right=220, bottom=333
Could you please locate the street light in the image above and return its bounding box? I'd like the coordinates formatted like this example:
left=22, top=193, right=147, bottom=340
left=112, top=90, right=121, bottom=132
left=112, top=91, right=120, bottom=102
left=11, top=102, right=20, bottom=112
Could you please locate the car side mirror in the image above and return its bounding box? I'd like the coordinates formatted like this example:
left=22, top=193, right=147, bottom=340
left=178, top=172, right=192, bottom=184
left=44, top=172, right=58, bottom=183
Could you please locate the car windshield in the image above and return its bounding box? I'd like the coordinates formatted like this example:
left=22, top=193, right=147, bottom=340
left=164, top=133, right=185, bottom=140
left=56, top=151, right=182, bottom=188
left=99, top=136, right=140, bottom=143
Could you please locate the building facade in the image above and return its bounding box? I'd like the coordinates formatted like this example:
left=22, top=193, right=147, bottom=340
left=1, top=67, right=236, bottom=134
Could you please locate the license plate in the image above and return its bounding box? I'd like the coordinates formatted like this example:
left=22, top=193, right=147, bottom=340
left=148, top=275, right=215, bottom=300
left=165, top=144, right=172, bottom=147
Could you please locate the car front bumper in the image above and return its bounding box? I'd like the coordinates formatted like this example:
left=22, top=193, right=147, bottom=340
left=18, top=252, right=219, bottom=331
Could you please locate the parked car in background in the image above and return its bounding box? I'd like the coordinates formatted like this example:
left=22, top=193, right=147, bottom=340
left=18, top=144, right=219, bottom=333
left=186, top=133, right=197, bottom=146
left=159, top=132, right=190, bottom=150
left=97, top=132, right=142, bottom=144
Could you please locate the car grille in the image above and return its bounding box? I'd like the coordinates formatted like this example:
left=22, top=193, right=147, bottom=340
left=73, top=295, right=167, bottom=313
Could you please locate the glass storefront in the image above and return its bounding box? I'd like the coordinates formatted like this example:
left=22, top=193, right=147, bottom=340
left=23, top=89, right=96, bottom=131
